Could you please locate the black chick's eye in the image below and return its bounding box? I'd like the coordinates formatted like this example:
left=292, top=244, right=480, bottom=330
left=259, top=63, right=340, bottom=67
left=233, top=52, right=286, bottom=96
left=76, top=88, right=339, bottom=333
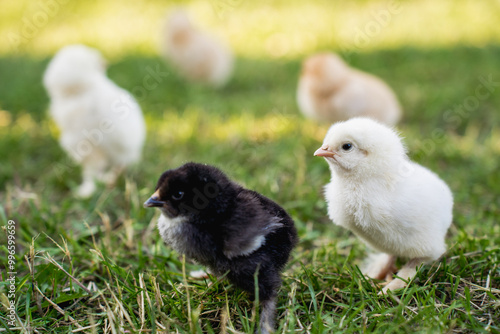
left=342, top=143, right=353, bottom=151
left=172, top=191, right=184, bottom=201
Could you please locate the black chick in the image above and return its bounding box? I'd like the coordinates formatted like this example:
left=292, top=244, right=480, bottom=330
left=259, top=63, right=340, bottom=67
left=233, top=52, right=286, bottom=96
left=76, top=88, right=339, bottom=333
left=144, top=162, right=298, bottom=333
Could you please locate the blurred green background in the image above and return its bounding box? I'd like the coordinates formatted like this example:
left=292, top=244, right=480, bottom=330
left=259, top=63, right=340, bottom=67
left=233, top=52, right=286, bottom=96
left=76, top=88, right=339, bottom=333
left=0, top=0, right=499, bottom=333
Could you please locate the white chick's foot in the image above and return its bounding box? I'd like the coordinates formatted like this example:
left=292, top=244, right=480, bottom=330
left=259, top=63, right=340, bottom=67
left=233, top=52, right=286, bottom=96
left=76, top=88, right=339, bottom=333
left=380, top=277, right=408, bottom=294
left=76, top=181, right=96, bottom=198
left=363, top=253, right=396, bottom=280
left=190, top=269, right=210, bottom=279
left=378, top=258, right=423, bottom=295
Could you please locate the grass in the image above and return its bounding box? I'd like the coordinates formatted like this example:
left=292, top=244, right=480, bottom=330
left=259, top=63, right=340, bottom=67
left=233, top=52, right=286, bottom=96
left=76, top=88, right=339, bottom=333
left=1, top=0, right=499, bottom=332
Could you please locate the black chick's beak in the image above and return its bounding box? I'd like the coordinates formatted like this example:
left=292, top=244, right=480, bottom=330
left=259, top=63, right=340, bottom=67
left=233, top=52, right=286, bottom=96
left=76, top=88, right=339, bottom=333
left=144, top=190, right=165, bottom=208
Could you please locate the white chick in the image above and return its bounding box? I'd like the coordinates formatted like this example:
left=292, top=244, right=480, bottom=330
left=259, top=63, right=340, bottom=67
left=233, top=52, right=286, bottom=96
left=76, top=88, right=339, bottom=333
left=43, top=44, right=146, bottom=198
left=297, top=53, right=402, bottom=125
left=162, top=9, right=233, bottom=87
left=314, top=117, right=453, bottom=292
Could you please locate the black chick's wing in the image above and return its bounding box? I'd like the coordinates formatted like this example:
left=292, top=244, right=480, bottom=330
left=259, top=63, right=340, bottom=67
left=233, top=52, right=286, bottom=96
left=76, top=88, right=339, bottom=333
left=221, top=189, right=298, bottom=261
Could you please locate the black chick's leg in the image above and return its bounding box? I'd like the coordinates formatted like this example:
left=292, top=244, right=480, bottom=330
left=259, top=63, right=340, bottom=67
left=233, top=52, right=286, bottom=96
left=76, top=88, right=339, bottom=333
left=228, top=263, right=283, bottom=333
left=259, top=295, right=277, bottom=334
left=256, top=268, right=281, bottom=334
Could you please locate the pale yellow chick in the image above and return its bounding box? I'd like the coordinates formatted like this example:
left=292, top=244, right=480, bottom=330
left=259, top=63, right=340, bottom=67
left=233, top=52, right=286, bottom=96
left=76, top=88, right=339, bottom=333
left=297, top=53, right=402, bottom=125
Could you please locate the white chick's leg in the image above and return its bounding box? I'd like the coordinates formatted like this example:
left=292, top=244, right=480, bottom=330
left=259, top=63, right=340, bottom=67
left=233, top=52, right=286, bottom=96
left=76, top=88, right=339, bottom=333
left=380, top=257, right=424, bottom=294
left=97, top=165, right=124, bottom=186
left=259, top=297, right=276, bottom=334
left=76, top=179, right=96, bottom=198
left=76, top=151, right=109, bottom=198
left=363, top=253, right=396, bottom=280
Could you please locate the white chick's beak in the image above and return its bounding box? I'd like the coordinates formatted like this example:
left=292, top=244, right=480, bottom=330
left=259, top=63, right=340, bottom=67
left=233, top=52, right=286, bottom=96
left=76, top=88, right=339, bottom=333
left=314, top=146, right=336, bottom=158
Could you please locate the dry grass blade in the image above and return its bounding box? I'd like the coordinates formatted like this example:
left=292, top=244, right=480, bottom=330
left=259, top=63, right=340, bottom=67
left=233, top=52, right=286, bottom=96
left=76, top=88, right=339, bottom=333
left=181, top=255, right=194, bottom=332
left=105, top=282, right=137, bottom=332
left=70, top=323, right=100, bottom=333
left=138, top=273, right=145, bottom=328
left=34, top=285, right=83, bottom=329
left=43, top=253, right=92, bottom=295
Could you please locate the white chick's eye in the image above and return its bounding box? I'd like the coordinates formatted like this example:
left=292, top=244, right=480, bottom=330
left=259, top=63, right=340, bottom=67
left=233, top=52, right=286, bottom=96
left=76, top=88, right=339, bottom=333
left=172, top=191, right=184, bottom=200
left=341, top=143, right=353, bottom=151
